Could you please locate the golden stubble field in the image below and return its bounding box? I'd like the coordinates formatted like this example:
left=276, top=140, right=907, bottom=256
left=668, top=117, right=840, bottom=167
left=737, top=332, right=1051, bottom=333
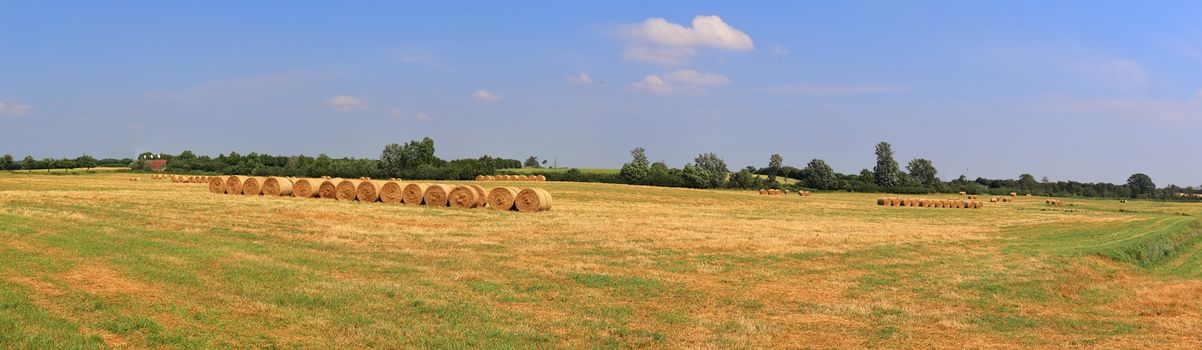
left=0, top=172, right=1200, bottom=348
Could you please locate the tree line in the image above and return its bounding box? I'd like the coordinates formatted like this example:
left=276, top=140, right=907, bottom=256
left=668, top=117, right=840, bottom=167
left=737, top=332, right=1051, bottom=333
left=5, top=138, right=1197, bottom=200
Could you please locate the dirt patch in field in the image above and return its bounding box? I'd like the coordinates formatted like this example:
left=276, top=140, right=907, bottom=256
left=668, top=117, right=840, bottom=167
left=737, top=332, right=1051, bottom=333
left=60, top=265, right=162, bottom=297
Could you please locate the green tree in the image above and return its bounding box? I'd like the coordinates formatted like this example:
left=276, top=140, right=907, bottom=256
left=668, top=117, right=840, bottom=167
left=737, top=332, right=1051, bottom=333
left=400, top=137, right=438, bottom=169
left=618, top=147, right=650, bottom=184
left=379, top=143, right=404, bottom=178
left=906, top=158, right=939, bottom=187
left=21, top=155, right=35, bottom=170
left=681, top=164, right=711, bottom=188
left=523, top=156, right=540, bottom=168
left=767, top=153, right=783, bottom=184
left=75, top=154, right=98, bottom=170
left=1126, top=173, right=1156, bottom=198
left=728, top=167, right=759, bottom=189
left=43, top=158, right=55, bottom=172
left=804, top=159, right=837, bottom=190
left=873, top=141, right=901, bottom=189
left=693, top=153, right=729, bottom=188
left=0, top=154, right=12, bottom=171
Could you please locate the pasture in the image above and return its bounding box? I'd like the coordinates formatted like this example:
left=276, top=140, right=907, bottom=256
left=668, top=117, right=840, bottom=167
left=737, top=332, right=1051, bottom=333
left=0, top=172, right=1199, bottom=348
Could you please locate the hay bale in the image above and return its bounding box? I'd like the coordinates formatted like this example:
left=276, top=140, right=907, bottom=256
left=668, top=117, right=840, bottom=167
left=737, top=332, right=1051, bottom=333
left=355, top=180, right=389, bottom=202
left=877, top=197, right=885, bottom=205
left=759, top=189, right=767, bottom=195
left=488, top=187, right=521, bottom=211
left=261, top=177, right=293, bottom=196
left=1010, top=192, right=1017, bottom=196
left=317, top=178, right=343, bottom=199
left=208, top=176, right=226, bottom=194
left=334, top=179, right=358, bottom=201
left=402, top=183, right=430, bottom=205
left=241, top=177, right=263, bottom=195
left=889, top=197, right=901, bottom=206
left=901, top=198, right=911, bottom=206
left=224, top=176, right=248, bottom=195
left=449, top=185, right=483, bottom=208
left=515, top=188, right=553, bottom=212
left=291, top=178, right=322, bottom=198
left=959, top=191, right=967, bottom=195
left=379, top=181, right=404, bottom=204
left=536, top=175, right=546, bottom=182
left=475, top=175, right=485, bottom=181
left=423, top=184, right=454, bottom=207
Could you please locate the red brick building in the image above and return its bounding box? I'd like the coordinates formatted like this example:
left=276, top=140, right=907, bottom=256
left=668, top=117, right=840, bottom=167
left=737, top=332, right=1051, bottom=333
left=148, top=159, right=168, bottom=171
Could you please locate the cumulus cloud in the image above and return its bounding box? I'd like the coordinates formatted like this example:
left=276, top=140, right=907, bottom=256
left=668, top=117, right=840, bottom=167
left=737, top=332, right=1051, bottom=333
left=566, top=72, right=593, bottom=84
left=0, top=99, right=32, bottom=116
left=472, top=89, right=503, bottom=101
left=619, top=15, right=754, bottom=65
left=626, top=70, right=730, bottom=94
left=327, top=95, right=368, bottom=110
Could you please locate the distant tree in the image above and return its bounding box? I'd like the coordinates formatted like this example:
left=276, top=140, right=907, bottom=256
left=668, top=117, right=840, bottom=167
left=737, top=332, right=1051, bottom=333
left=379, top=143, right=404, bottom=178
left=177, top=150, right=196, bottom=160
left=728, top=167, right=759, bottom=189
left=400, top=137, right=438, bottom=169
left=693, top=153, right=729, bottom=188
left=42, top=158, right=55, bottom=172
left=75, top=155, right=97, bottom=170
left=804, top=159, right=837, bottom=190
left=1018, top=174, right=1038, bottom=190
left=681, top=163, right=711, bottom=188
left=618, top=147, right=650, bottom=184
left=1126, top=173, right=1156, bottom=198
left=523, top=156, right=540, bottom=168
left=767, top=154, right=783, bottom=184
left=20, top=155, right=35, bottom=171
left=873, top=142, right=901, bottom=189
left=906, top=158, right=939, bottom=187
left=859, top=169, right=874, bottom=182
left=0, top=154, right=12, bottom=171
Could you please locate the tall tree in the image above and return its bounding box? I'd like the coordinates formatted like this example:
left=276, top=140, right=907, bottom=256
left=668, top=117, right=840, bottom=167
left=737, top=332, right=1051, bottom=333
left=906, top=158, right=939, bottom=187
left=873, top=142, right=901, bottom=189
left=804, top=159, right=836, bottom=190
left=75, top=155, right=97, bottom=170
left=1126, top=173, right=1156, bottom=198
left=379, top=143, right=404, bottom=178
left=0, top=154, right=12, bottom=171
left=693, top=153, right=729, bottom=188
left=523, top=156, right=540, bottom=168
left=768, top=154, right=783, bottom=184
left=618, top=147, right=650, bottom=184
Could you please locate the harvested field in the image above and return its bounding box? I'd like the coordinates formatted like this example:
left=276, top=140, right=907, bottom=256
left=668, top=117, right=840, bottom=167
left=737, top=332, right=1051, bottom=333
left=1, top=172, right=1200, bottom=348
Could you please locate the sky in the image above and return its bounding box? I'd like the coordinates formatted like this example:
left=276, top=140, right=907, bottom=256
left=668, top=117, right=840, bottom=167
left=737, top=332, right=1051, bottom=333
left=2, top=1, right=1201, bottom=186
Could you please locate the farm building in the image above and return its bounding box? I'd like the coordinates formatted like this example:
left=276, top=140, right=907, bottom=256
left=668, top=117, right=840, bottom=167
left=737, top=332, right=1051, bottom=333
left=148, top=159, right=168, bottom=171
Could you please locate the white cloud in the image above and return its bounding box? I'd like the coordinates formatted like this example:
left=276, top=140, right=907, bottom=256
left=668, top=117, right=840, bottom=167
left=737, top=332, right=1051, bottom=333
left=626, top=70, right=730, bottom=94
left=472, top=89, right=503, bottom=101
left=0, top=99, right=32, bottom=116
left=566, top=72, right=593, bottom=84
left=389, top=108, right=433, bottom=122
left=763, top=84, right=909, bottom=95
left=619, top=15, right=754, bottom=65
left=327, top=95, right=369, bottom=110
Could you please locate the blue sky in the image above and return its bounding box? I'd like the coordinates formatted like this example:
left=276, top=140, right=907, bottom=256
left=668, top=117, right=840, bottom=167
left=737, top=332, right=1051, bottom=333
left=2, top=1, right=1201, bottom=186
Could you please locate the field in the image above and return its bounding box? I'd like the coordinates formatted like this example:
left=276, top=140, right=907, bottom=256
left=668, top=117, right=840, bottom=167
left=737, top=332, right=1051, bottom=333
left=1, top=172, right=1200, bottom=348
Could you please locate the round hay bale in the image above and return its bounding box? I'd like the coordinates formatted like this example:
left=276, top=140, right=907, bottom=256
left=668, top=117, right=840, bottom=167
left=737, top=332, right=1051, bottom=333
left=536, top=175, right=546, bottom=182
left=379, top=180, right=404, bottom=204
left=886, top=197, right=898, bottom=206
left=225, top=176, right=248, bottom=195
left=475, top=175, right=485, bottom=181
left=900, top=198, right=911, bottom=206
left=208, top=176, right=226, bottom=194
left=515, top=188, right=553, bottom=212
left=334, top=179, right=358, bottom=201
left=423, top=184, right=453, bottom=207
left=917, top=199, right=927, bottom=206
left=316, top=178, right=342, bottom=199
left=959, top=191, right=967, bottom=196
left=241, top=177, right=263, bottom=195
left=402, top=183, right=430, bottom=205
left=1010, top=192, right=1017, bottom=196
left=449, top=185, right=482, bottom=208
left=291, top=178, right=321, bottom=198
left=355, top=180, right=389, bottom=202
left=468, top=184, right=487, bottom=208
left=877, top=197, right=885, bottom=205
left=262, top=177, right=293, bottom=196
left=488, top=187, right=521, bottom=211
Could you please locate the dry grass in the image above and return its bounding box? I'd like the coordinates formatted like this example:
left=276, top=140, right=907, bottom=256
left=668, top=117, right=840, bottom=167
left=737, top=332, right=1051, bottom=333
left=0, top=172, right=1199, bottom=348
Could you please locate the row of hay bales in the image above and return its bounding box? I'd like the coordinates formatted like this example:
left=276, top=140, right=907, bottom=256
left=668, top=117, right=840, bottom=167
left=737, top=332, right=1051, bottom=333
left=965, top=194, right=980, bottom=200
left=156, top=174, right=217, bottom=184
left=877, top=197, right=984, bottom=209
left=475, top=175, right=546, bottom=182
left=210, top=176, right=552, bottom=212
left=756, top=189, right=813, bottom=196
left=990, top=196, right=1015, bottom=203
left=1045, top=199, right=1064, bottom=206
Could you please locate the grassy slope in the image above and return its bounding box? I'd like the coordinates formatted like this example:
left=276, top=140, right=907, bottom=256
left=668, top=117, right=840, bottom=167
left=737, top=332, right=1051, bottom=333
left=0, top=173, right=1200, bottom=348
